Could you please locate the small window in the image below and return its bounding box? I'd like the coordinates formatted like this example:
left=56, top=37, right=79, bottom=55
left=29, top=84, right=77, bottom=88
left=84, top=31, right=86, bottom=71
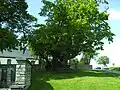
left=7, top=59, right=11, bottom=64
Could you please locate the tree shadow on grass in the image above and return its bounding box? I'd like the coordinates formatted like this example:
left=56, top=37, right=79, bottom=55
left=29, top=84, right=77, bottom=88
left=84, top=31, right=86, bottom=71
left=33, top=70, right=120, bottom=81
left=28, top=72, right=54, bottom=90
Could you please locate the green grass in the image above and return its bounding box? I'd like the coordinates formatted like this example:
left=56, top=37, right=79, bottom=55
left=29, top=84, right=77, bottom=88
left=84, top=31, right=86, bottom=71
left=28, top=70, right=120, bottom=90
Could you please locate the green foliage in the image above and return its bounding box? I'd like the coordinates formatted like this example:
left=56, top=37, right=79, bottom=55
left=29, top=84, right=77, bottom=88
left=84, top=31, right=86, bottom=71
left=70, top=58, right=79, bottom=65
left=70, top=58, right=79, bottom=69
left=97, top=56, right=109, bottom=66
left=0, top=0, right=37, bottom=52
left=0, top=28, right=18, bottom=52
left=29, top=0, right=114, bottom=70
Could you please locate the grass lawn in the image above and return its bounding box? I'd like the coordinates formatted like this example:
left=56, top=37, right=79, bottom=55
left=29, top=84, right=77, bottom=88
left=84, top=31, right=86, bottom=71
left=28, top=70, right=120, bottom=90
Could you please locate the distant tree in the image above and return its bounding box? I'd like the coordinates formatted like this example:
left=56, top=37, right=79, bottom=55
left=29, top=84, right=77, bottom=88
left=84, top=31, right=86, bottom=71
left=80, top=51, right=99, bottom=65
left=97, top=56, right=109, bottom=66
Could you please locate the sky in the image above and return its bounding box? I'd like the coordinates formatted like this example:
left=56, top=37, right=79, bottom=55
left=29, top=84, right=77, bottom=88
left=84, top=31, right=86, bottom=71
left=98, top=0, right=120, bottom=67
left=26, top=0, right=120, bottom=67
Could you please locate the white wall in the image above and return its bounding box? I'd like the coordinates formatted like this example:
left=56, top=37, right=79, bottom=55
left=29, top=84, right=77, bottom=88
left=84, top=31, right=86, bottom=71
left=0, top=58, right=17, bottom=64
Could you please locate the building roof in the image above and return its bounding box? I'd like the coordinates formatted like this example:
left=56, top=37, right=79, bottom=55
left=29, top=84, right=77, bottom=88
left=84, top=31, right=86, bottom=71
left=0, top=49, right=34, bottom=59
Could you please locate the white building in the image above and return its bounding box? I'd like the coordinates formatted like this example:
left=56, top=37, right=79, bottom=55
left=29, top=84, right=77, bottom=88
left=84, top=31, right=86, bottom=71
left=0, top=49, right=34, bottom=90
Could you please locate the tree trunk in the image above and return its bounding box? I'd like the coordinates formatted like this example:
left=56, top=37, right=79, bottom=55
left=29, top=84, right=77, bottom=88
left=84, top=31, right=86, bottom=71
left=62, top=57, right=68, bottom=67
left=52, top=56, right=58, bottom=71
left=45, top=59, right=52, bottom=71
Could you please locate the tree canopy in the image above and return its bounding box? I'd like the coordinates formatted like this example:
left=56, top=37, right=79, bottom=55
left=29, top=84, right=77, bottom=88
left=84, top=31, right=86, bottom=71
left=97, top=56, right=110, bottom=66
left=0, top=0, right=37, bottom=52
left=29, top=0, right=114, bottom=70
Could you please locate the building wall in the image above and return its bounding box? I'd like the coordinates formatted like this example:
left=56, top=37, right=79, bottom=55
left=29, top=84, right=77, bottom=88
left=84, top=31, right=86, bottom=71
left=15, top=63, right=26, bottom=85
left=0, top=58, right=17, bottom=64
left=15, top=60, right=31, bottom=89
left=25, top=62, right=31, bottom=89
left=71, top=65, right=92, bottom=70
